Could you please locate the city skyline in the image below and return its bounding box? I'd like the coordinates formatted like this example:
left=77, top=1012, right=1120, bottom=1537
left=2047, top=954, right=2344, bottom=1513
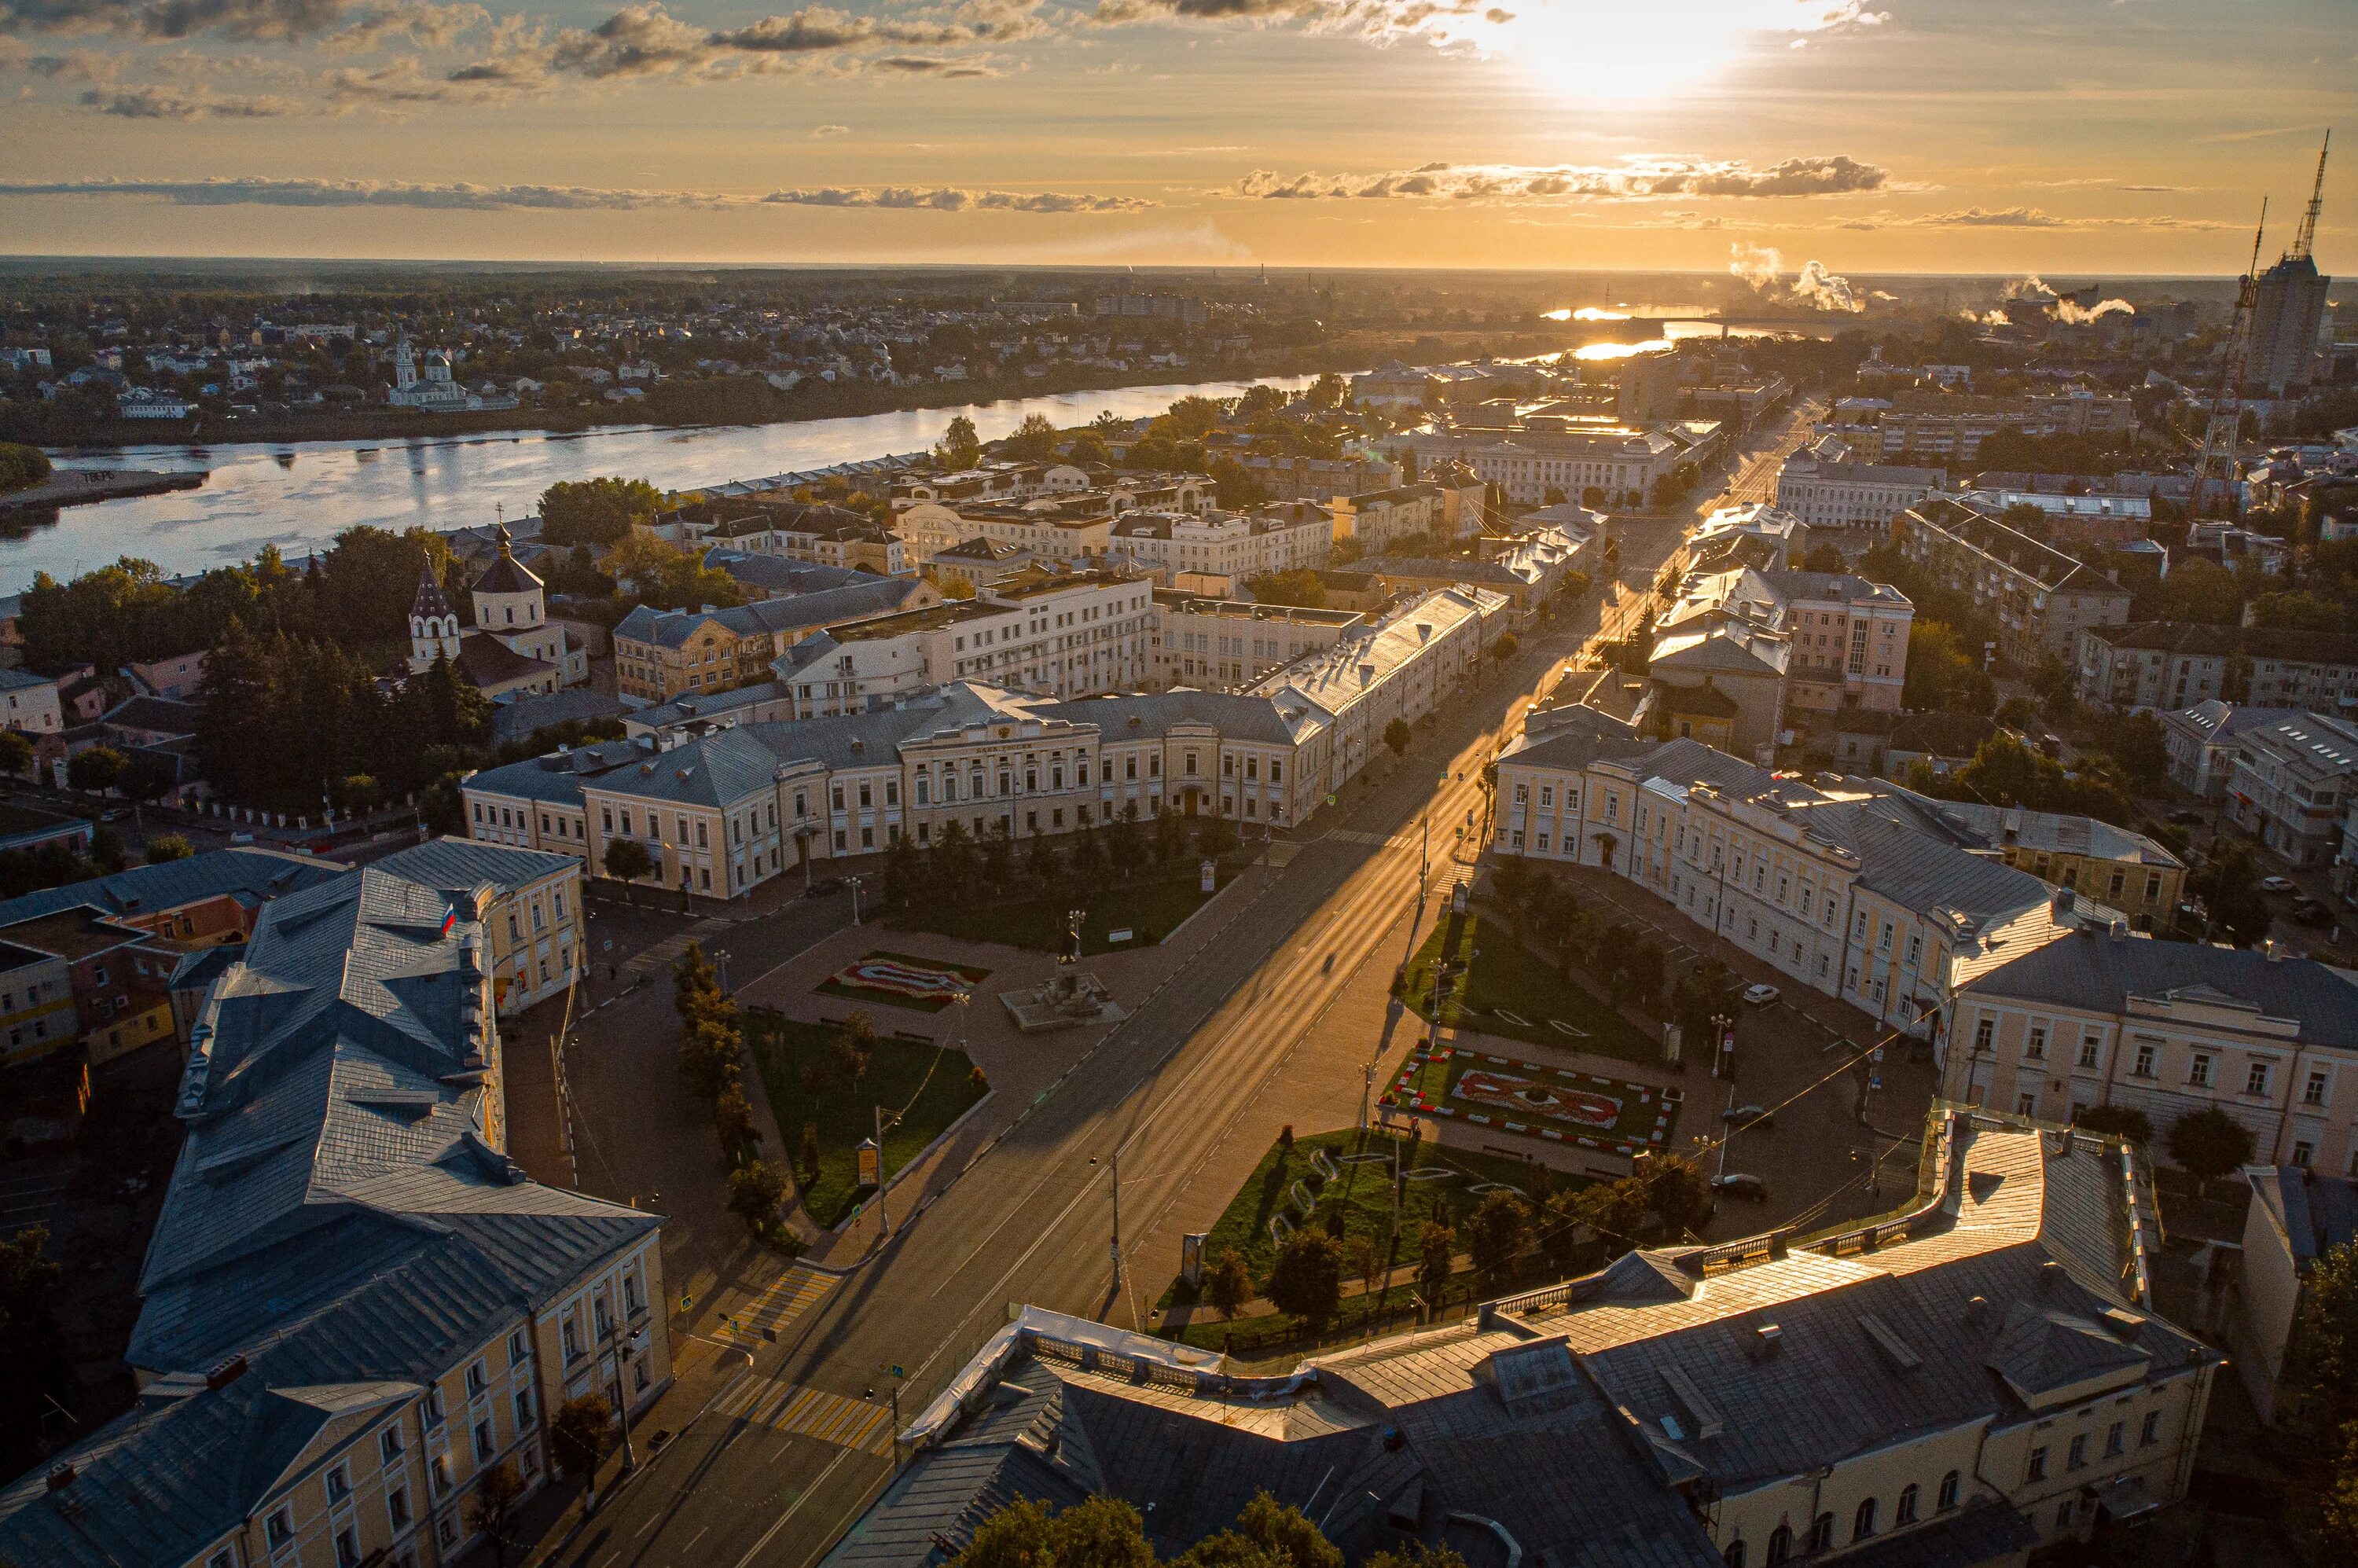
left=2, top=0, right=2350, bottom=270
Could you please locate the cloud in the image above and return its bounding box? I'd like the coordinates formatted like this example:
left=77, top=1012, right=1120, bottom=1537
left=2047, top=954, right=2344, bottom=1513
left=79, top=81, right=288, bottom=112
left=1726, top=241, right=1864, bottom=313
left=810, top=121, right=847, bottom=136
left=1841, top=206, right=2230, bottom=231
left=1230, top=154, right=1887, bottom=204
left=0, top=0, right=472, bottom=42
left=0, top=174, right=1154, bottom=212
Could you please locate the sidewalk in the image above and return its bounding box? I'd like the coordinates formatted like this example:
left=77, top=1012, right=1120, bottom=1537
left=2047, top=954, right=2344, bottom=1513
left=512, top=1334, right=752, bottom=1568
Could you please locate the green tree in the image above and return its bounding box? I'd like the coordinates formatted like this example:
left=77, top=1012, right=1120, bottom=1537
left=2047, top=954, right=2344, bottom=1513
left=1067, top=430, right=1114, bottom=467
left=1640, top=1155, right=1713, bottom=1239
left=1001, top=413, right=1061, bottom=462
left=603, top=837, right=655, bottom=896
left=729, top=1159, right=790, bottom=1236
left=466, top=1460, right=526, bottom=1568
left=67, top=744, right=127, bottom=795
left=1361, top=1547, right=1471, bottom=1568
left=0, top=440, right=52, bottom=494
left=937, top=414, right=983, bottom=469
left=955, top=1496, right=1156, bottom=1568
left=1416, top=1219, right=1455, bottom=1313
left=1383, top=718, right=1412, bottom=757
left=1204, top=1247, right=1253, bottom=1320
left=1308, top=372, right=1347, bottom=410
left=1466, top=1189, right=1531, bottom=1286
left=1182, top=1494, right=1346, bottom=1568
left=145, top=833, right=195, bottom=864
left=0, top=1226, right=70, bottom=1478
left=1246, top=569, right=1328, bottom=609
left=1210, top=457, right=1267, bottom=510
left=2187, top=838, right=2271, bottom=947
left=883, top=829, right=922, bottom=909
left=831, top=1009, right=879, bottom=1089
left=2166, top=1106, right=2256, bottom=1184
left=0, top=730, right=34, bottom=780
left=1901, top=621, right=1994, bottom=714
left=549, top=1394, right=613, bottom=1512
left=714, top=1081, right=757, bottom=1156
left=2073, top=1103, right=2154, bottom=1144
left=538, top=476, right=663, bottom=548
left=1264, top=1230, right=1344, bottom=1334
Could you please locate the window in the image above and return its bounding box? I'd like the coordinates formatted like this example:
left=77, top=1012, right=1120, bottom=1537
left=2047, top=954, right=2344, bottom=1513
left=327, top=1463, right=351, bottom=1502
left=336, top=1526, right=361, bottom=1567
left=1937, top=1471, right=1960, bottom=1511
left=1723, top=1543, right=1746, bottom=1568
left=2079, top=1035, right=2102, bottom=1069
left=1853, top=1498, right=1878, bottom=1540
left=2106, top=1420, right=2125, bottom=1456
left=2027, top=1026, right=2047, bottom=1059
left=509, top=1328, right=529, bottom=1367
left=474, top=1418, right=495, bottom=1462
left=2246, top=1061, right=2271, bottom=1096
left=2057, top=1499, right=2077, bottom=1529
left=2190, top=1052, right=2214, bottom=1088
left=381, top=1425, right=405, bottom=1463
left=1974, top=1017, right=1995, bottom=1052
left=467, top=1360, right=488, bottom=1397
left=1807, top=1514, right=1834, bottom=1552
left=516, top=1389, right=534, bottom=1429
left=2132, top=1043, right=2156, bottom=1078
left=422, top=1388, right=445, bottom=1428
left=387, top=1483, right=410, bottom=1530
left=2141, top=1411, right=2162, bottom=1445
left=2067, top=1434, right=2087, bottom=1470
left=267, top=1507, right=294, bottom=1547
left=2306, top=1069, right=2330, bottom=1107
left=1765, top=1526, right=1791, bottom=1566
left=2295, top=1140, right=2316, bottom=1167
left=1896, top=1484, right=1919, bottom=1526
left=2026, top=1445, right=2048, bottom=1482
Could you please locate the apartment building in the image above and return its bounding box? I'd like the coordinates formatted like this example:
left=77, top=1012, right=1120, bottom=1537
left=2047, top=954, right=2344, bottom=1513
left=611, top=576, right=938, bottom=702
left=841, top=1106, right=2212, bottom=1568
left=0, top=854, right=669, bottom=1568
left=1949, top=931, right=2358, bottom=1174
left=1494, top=719, right=2099, bottom=1037
left=1148, top=592, right=1365, bottom=689
left=888, top=461, right=1094, bottom=508
left=892, top=478, right=1212, bottom=564
left=1107, top=505, right=1331, bottom=583
left=663, top=498, right=906, bottom=575
left=1234, top=450, right=1394, bottom=501
left=464, top=588, right=1510, bottom=898
left=1328, top=483, right=1448, bottom=552
left=1894, top=498, right=2132, bottom=666
left=1873, top=390, right=2138, bottom=463
left=1669, top=564, right=1914, bottom=721
left=2224, top=711, right=2358, bottom=866
left=2159, top=702, right=2305, bottom=799
left=772, top=567, right=1153, bottom=716
left=1402, top=420, right=1686, bottom=506
left=0, top=938, right=75, bottom=1063
left=2076, top=622, right=2358, bottom=714
left=1905, top=800, right=2184, bottom=924
left=1774, top=440, right=1945, bottom=548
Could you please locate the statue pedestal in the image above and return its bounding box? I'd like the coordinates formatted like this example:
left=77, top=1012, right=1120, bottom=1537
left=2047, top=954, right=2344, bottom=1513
left=1000, top=970, right=1126, bottom=1034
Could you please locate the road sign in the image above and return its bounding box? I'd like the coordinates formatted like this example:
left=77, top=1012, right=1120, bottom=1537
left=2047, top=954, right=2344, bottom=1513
left=856, top=1137, right=882, bottom=1189
left=1869, top=1074, right=1884, bottom=1090
left=1871, top=1045, right=1885, bottom=1063
left=1201, top=858, right=1217, bottom=893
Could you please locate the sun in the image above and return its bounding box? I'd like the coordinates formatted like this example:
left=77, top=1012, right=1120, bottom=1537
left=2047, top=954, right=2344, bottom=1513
left=1485, top=0, right=1849, bottom=101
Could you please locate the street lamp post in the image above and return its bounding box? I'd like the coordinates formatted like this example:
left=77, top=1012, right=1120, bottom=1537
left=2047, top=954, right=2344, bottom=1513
left=847, top=874, right=866, bottom=927
left=601, top=1316, right=643, bottom=1479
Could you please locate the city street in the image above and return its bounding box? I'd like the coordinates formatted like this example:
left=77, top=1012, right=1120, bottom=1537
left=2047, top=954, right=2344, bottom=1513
left=513, top=406, right=1831, bottom=1568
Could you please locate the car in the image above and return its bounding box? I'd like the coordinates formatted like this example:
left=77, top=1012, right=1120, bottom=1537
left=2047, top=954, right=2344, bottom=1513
left=1720, top=1104, right=1775, bottom=1130
left=2261, top=876, right=2297, bottom=894
left=2291, top=898, right=2334, bottom=927
left=1741, top=983, right=1781, bottom=1006
left=1710, top=1173, right=1770, bottom=1201
left=2166, top=810, right=2207, bottom=827
left=806, top=877, right=846, bottom=898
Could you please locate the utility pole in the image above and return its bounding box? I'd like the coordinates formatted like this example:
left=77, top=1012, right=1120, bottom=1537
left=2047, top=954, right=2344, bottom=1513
left=1110, top=1151, right=1122, bottom=1287
left=875, top=1103, right=890, bottom=1240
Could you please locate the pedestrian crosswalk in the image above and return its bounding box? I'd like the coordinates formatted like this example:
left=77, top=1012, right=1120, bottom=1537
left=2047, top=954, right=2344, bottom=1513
left=1330, top=828, right=1409, bottom=848
left=624, top=917, right=735, bottom=976
left=714, top=1376, right=895, bottom=1456
left=714, top=1265, right=834, bottom=1350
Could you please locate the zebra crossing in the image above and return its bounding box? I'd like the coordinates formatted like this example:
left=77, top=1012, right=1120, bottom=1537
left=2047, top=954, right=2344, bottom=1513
left=714, top=1265, right=834, bottom=1350
left=713, top=1376, right=895, bottom=1456
left=1329, top=828, right=1409, bottom=848
left=624, top=917, right=735, bottom=976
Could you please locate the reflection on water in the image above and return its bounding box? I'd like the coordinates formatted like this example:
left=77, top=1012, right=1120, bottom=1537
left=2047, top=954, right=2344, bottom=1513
left=1574, top=340, right=1677, bottom=362
left=17, top=373, right=1315, bottom=592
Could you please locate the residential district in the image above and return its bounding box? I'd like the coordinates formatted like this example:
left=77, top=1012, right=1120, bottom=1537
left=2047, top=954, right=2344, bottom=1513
left=4, top=227, right=2358, bottom=1568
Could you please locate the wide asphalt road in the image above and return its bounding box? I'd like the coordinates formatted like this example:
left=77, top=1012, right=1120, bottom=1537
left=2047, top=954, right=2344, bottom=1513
left=538, top=418, right=1798, bottom=1568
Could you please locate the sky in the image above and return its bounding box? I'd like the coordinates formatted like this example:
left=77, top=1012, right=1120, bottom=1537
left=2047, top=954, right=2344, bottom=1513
left=0, top=0, right=2351, bottom=272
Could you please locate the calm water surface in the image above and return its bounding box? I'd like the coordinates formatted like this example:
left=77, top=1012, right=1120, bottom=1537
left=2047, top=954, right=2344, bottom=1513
left=17, top=372, right=1320, bottom=592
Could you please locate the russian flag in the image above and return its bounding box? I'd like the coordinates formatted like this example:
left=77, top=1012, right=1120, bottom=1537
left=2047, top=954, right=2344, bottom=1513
left=440, top=902, right=458, bottom=937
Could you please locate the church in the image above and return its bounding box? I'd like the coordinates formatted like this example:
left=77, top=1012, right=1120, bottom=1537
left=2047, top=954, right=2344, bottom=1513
left=408, top=526, right=582, bottom=700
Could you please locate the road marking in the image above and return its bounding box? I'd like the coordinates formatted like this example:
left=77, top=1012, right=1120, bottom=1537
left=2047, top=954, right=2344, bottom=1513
left=625, top=917, right=735, bottom=975
left=719, top=1380, right=894, bottom=1456
left=714, top=1265, right=833, bottom=1350
left=729, top=1447, right=860, bottom=1568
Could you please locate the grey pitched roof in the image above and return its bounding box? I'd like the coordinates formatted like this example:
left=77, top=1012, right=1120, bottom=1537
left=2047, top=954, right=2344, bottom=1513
left=487, top=685, right=626, bottom=746
left=2088, top=622, right=2358, bottom=666
left=410, top=564, right=453, bottom=620
left=1034, top=689, right=1306, bottom=748
left=614, top=577, right=928, bottom=651
left=0, top=846, right=343, bottom=928
left=373, top=837, right=578, bottom=895
left=2247, top=1166, right=2358, bottom=1269
left=702, top=550, right=879, bottom=596
left=1962, top=930, right=2358, bottom=1049
left=100, top=694, right=204, bottom=734
left=0, top=860, right=655, bottom=1568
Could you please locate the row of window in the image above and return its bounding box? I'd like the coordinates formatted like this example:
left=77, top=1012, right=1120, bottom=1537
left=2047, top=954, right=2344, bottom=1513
left=1975, top=1013, right=2334, bottom=1105
left=1724, top=1471, right=1961, bottom=1566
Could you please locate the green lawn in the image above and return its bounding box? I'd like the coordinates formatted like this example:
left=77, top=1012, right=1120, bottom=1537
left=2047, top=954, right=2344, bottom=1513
left=1397, top=909, right=1657, bottom=1065
left=1383, top=1043, right=1681, bottom=1156
left=886, top=868, right=1233, bottom=955
left=1164, top=1127, right=1578, bottom=1306
left=744, top=1009, right=990, bottom=1228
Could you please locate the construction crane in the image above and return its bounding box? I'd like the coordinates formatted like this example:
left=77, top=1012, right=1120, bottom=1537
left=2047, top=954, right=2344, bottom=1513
left=2187, top=200, right=2268, bottom=520
left=2290, top=130, right=2330, bottom=262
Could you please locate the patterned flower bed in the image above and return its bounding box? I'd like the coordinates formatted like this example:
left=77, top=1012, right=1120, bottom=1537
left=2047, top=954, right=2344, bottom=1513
left=1379, top=1043, right=1680, bottom=1157
left=814, top=951, right=994, bottom=1013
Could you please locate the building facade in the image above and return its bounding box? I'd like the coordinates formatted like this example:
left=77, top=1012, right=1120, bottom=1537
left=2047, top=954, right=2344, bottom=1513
left=1773, top=442, right=1946, bottom=549
left=1148, top=593, right=1365, bottom=690
left=2076, top=622, right=2358, bottom=715
left=2223, top=711, right=2358, bottom=867
left=612, top=577, right=939, bottom=703
left=1948, top=934, right=2358, bottom=1174
left=1894, top=499, right=2132, bottom=666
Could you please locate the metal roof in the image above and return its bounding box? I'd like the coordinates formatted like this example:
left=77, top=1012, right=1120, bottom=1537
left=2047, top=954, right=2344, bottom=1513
left=1963, top=928, right=2358, bottom=1049
left=0, top=846, right=343, bottom=928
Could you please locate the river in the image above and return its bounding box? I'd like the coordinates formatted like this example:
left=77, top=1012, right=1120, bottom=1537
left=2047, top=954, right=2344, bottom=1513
left=14, top=372, right=1322, bottom=593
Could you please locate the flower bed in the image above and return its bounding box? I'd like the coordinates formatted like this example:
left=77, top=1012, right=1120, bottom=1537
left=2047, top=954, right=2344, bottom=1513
left=1380, top=1043, right=1680, bottom=1158
left=814, top=950, right=993, bottom=1014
